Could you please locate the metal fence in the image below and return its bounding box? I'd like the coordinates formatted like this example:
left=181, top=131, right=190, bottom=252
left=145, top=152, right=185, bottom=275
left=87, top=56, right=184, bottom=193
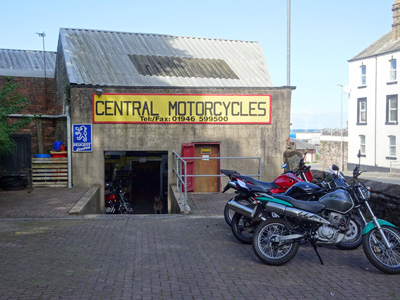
left=172, top=150, right=261, bottom=209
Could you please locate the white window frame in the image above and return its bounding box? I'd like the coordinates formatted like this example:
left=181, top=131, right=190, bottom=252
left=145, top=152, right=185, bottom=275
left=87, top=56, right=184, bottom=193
left=388, top=96, right=398, bottom=124
left=358, top=98, right=367, bottom=124
left=390, top=59, right=397, bottom=82
left=361, top=65, right=366, bottom=86
left=389, top=136, right=396, bottom=157
left=360, top=135, right=366, bottom=155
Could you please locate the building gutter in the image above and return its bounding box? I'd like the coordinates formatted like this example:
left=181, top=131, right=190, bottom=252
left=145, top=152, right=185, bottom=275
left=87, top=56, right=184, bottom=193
left=8, top=112, right=72, bottom=188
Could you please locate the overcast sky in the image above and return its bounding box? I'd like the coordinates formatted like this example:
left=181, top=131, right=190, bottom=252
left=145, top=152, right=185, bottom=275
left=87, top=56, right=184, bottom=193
left=0, top=0, right=395, bottom=129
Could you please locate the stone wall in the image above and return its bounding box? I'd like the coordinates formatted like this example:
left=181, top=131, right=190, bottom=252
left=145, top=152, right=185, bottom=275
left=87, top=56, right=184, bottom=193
left=360, top=178, right=400, bottom=227
left=312, top=170, right=400, bottom=227
left=319, top=140, right=348, bottom=171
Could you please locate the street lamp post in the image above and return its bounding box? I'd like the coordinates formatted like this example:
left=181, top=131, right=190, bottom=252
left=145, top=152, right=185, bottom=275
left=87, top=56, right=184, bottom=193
left=337, top=84, right=344, bottom=171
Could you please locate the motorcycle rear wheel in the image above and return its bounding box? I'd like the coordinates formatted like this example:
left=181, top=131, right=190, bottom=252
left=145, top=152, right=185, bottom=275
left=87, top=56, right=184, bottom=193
left=336, top=217, right=363, bottom=250
left=253, top=219, right=300, bottom=266
left=231, top=212, right=257, bottom=244
left=362, top=225, right=400, bottom=274
left=224, top=197, right=252, bottom=226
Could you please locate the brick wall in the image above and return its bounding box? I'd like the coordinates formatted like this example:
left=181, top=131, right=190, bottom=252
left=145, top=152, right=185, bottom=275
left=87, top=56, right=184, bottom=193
left=0, top=75, right=58, bottom=155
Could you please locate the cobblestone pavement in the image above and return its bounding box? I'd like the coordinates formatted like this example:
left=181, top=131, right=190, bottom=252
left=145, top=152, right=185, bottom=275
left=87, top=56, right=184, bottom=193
left=0, top=189, right=399, bottom=299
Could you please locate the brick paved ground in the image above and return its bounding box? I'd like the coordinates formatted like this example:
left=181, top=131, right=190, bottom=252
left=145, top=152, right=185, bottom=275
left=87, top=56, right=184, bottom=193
left=0, top=189, right=399, bottom=299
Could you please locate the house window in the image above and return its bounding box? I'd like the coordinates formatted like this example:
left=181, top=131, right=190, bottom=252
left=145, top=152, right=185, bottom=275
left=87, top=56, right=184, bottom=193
left=357, top=98, right=367, bottom=124
left=360, top=135, right=366, bottom=155
left=361, top=65, right=366, bottom=86
left=390, top=59, right=397, bottom=81
left=386, top=95, right=398, bottom=124
left=389, top=136, right=396, bottom=157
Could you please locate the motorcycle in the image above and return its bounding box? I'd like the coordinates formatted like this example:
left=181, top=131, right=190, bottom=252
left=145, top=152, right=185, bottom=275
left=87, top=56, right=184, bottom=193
left=250, top=152, right=400, bottom=274
left=229, top=163, right=364, bottom=250
left=222, top=158, right=312, bottom=226
left=105, top=183, right=135, bottom=214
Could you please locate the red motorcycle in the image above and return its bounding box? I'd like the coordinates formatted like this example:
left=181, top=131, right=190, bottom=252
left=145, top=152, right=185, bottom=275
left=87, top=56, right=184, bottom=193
left=222, top=159, right=313, bottom=226
left=105, top=183, right=135, bottom=214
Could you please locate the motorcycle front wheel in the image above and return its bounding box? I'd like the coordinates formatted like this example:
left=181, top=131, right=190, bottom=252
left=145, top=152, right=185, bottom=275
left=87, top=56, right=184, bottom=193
left=336, top=216, right=363, bottom=250
left=362, top=225, right=400, bottom=274
left=120, top=203, right=135, bottom=214
left=253, top=218, right=300, bottom=266
left=231, top=212, right=257, bottom=244
left=224, top=196, right=252, bottom=226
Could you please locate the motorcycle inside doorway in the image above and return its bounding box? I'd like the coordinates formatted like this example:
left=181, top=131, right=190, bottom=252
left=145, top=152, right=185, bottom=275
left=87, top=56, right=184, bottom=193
left=104, top=151, right=168, bottom=214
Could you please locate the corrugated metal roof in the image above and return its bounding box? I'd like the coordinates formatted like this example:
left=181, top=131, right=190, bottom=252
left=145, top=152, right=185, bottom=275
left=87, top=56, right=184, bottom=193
left=0, top=49, right=56, bottom=78
left=349, top=31, right=400, bottom=61
left=59, top=28, right=273, bottom=87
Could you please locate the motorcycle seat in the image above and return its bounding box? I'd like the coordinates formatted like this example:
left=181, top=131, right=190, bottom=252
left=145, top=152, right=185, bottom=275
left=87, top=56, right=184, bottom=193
left=240, top=176, right=279, bottom=190
left=273, top=194, right=325, bottom=213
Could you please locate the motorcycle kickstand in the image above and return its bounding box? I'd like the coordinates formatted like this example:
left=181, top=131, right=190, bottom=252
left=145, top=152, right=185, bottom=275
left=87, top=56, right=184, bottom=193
left=311, top=241, right=324, bottom=265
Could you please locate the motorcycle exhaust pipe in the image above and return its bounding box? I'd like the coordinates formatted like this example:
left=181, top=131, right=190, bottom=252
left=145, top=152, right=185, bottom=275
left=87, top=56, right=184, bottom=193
left=227, top=200, right=254, bottom=219
left=265, top=202, right=331, bottom=225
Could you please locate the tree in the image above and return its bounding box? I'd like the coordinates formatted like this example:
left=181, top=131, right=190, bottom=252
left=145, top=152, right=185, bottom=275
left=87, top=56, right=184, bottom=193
left=0, top=77, right=33, bottom=155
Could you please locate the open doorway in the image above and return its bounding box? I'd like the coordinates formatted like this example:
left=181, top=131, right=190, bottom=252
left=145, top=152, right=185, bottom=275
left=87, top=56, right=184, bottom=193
left=104, top=151, right=168, bottom=214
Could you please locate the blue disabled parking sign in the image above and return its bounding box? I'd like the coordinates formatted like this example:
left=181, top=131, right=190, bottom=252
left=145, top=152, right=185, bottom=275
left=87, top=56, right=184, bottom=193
left=73, top=124, right=92, bottom=152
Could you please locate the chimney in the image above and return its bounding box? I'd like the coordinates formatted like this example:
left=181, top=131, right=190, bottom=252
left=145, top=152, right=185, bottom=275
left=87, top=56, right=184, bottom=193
left=392, top=0, right=400, bottom=40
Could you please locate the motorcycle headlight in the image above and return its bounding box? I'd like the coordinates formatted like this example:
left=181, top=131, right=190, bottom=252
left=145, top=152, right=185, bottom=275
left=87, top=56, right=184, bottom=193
left=362, top=186, right=371, bottom=199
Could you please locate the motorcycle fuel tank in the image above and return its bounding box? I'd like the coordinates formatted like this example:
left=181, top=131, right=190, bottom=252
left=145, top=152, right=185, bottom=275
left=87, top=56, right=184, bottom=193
left=318, top=189, right=354, bottom=213
left=285, top=182, right=320, bottom=200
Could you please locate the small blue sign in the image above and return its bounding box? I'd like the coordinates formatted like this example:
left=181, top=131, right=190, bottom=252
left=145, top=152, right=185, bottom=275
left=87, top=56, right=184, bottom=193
left=73, top=124, right=92, bottom=152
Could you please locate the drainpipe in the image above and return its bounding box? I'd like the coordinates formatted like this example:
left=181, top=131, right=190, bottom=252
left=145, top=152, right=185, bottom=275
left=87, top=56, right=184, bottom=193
left=66, top=105, right=72, bottom=188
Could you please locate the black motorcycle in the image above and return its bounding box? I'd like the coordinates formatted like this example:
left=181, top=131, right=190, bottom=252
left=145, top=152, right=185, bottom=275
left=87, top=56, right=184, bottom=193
left=229, top=164, right=364, bottom=250
left=222, top=161, right=312, bottom=226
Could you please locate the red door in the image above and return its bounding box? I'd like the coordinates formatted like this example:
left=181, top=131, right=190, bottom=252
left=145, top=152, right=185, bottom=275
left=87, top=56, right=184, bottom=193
left=181, top=143, right=194, bottom=192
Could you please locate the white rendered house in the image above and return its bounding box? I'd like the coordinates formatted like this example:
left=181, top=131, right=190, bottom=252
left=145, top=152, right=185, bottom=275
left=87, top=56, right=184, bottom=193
left=347, top=0, right=400, bottom=172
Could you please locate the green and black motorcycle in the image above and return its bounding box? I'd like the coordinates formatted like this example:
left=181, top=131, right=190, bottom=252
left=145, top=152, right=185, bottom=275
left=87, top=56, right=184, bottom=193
left=250, top=154, right=400, bottom=274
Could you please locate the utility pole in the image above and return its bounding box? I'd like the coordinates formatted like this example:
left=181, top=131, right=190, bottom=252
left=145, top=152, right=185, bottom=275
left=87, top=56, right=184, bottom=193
left=36, top=32, right=46, bottom=78
left=287, top=0, right=291, bottom=86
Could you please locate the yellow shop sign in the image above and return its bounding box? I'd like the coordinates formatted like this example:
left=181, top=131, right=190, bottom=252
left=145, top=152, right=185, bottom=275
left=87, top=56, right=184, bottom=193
left=92, top=93, right=271, bottom=124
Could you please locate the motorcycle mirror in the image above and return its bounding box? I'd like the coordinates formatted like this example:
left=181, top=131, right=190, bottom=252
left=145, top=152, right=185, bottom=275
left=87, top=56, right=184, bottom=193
left=331, top=164, right=339, bottom=172
left=353, top=166, right=359, bottom=177
left=299, top=158, right=304, bottom=167
left=281, top=163, right=287, bottom=169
